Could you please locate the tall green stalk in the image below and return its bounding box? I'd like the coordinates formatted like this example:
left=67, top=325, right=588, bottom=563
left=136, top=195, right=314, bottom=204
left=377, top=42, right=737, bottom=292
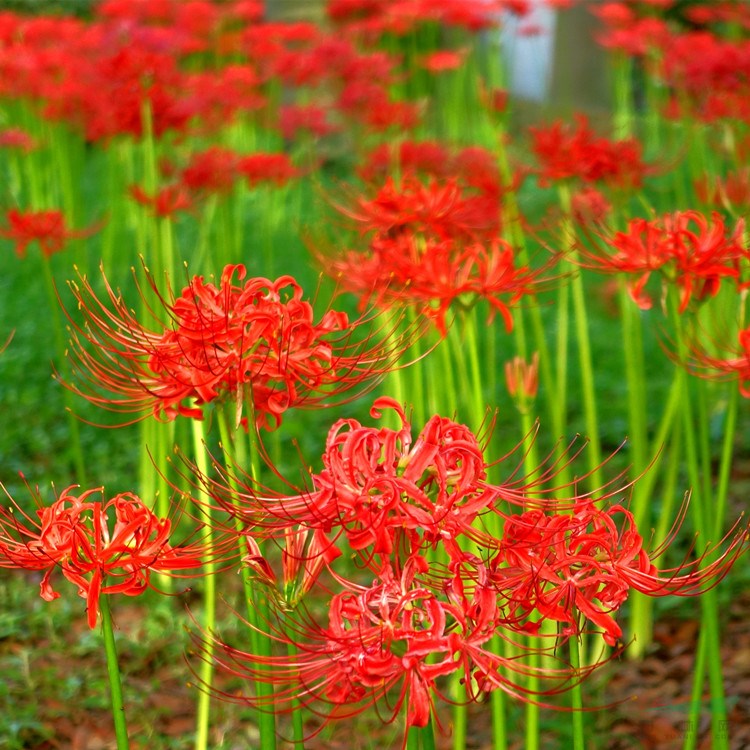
left=558, top=184, right=603, bottom=494
left=191, top=415, right=216, bottom=750
left=667, top=297, right=728, bottom=750
left=100, top=594, right=130, bottom=750
left=216, top=406, right=278, bottom=750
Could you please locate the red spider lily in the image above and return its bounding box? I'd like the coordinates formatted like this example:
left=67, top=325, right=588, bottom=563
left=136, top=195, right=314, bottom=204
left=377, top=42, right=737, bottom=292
left=207, top=400, right=625, bottom=562
left=63, top=264, right=414, bottom=429
left=279, top=104, right=338, bottom=141
left=311, top=398, right=495, bottom=558
left=337, top=176, right=499, bottom=243
left=327, top=0, right=516, bottom=36
left=0, top=209, right=101, bottom=258
left=129, top=183, right=193, bottom=218
left=358, top=142, right=503, bottom=199
left=582, top=210, right=748, bottom=312
left=319, top=174, right=540, bottom=335
left=180, top=146, right=241, bottom=197
left=211, top=398, right=495, bottom=560
left=176, top=66, right=266, bottom=132
left=336, top=81, right=421, bottom=132
left=329, top=233, right=539, bottom=337
left=243, top=527, right=341, bottom=610
left=490, top=500, right=748, bottom=646
left=236, top=153, right=299, bottom=187
left=591, top=3, right=670, bottom=57
left=571, top=186, right=612, bottom=226
left=206, top=556, right=575, bottom=747
left=529, top=114, right=648, bottom=188
left=0, top=484, right=214, bottom=629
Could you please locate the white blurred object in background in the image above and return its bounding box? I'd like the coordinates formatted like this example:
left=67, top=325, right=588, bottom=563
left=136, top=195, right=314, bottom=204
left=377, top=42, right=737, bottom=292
left=501, top=1, right=557, bottom=102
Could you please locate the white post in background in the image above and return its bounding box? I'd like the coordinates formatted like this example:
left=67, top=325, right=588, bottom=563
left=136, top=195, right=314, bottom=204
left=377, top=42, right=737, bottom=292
left=500, top=1, right=558, bottom=102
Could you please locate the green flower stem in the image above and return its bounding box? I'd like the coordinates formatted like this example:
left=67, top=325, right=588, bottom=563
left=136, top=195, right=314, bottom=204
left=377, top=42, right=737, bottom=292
left=451, top=678, right=467, bottom=750
left=406, top=721, right=436, bottom=750
left=612, top=52, right=635, bottom=139
left=489, top=638, right=508, bottom=750
left=420, top=720, right=436, bottom=750
left=433, top=332, right=456, bottom=417
left=714, top=376, right=740, bottom=541
left=559, top=184, right=603, bottom=493
left=191, top=415, right=216, bottom=750
left=619, top=280, right=651, bottom=658
left=39, top=256, right=87, bottom=485
left=193, top=197, right=218, bottom=274
left=668, top=298, right=728, bottom=750
left=652, top=417, right=683, bottom=550
left=216, top=407, right=277, bottom=750
left=493, top=120, right=557, bottom=442
left=99, top=594, right=130, bottom=750
left=517, top=404, right=542, bottom=750
left=568, top=636, right=585, bottom=750
left=284, top=618, right=305, bottom=750
left=24, top=142, right=87, bottom=485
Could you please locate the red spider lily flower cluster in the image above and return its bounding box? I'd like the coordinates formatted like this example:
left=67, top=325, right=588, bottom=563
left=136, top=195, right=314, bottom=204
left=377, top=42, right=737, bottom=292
left=198, top=397, right=748, bottom=741
left=582, top=210, right=748, bottom=312
left=129, top=184, right=194, bottom=219
left=358, top=140, right=506, bottom=199
left=593, top=3, right=750, bottom=124
left=63, top=263, right=415, bottom=429
left=0, top=209, right=101, bottom=259
left=0, top=3, right=425, bottom=145
left=591, top=2, right=670, bottom=57
left=530, top=115, right=648, bottom=188
left=0, top=485, right=214, bottom=628
left=327, top=0, right=528, bottom=37
left=491, top=500, right=745, bottom=647
left=0, top=0, right=506, bottom=157
left=321, top=175, right=538, bottom=336
left=128, top=148, right=299, bottom=219
left=210, top=555, right=581, bottom=744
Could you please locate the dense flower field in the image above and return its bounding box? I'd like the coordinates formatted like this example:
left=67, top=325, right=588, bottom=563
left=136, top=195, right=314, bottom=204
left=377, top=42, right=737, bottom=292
left=1, top=1, right=750, bottom=748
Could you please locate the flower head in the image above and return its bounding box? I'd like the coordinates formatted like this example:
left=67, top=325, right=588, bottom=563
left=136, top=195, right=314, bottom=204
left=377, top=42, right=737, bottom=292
left=1, top=209, right=101, bottom=258
left=320, top=175, right=538, bottom=336
left=583, top=210, right=747, bottom=312
left=208, top=556, right=571, bottom=747
left=530, top=115, right=647, bottom=188
left=491, top=498, right=748, bottom=646
left=64, top=263, right=412, bottom=429
left=0, top=484, right=210, bottom=628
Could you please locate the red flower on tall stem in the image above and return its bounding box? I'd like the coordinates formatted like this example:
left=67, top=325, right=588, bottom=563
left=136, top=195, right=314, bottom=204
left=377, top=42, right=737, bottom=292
left=530, top=114, right=647, bottom=188
left=63, top=264, right=414, bottom=429
left=1, top=209, right=101, bottom=258
left=491, top=499, right=747, bottom=646
left=0, top=484, right=213, bottom=629
left=207, top=556, right=572, bottom=747
left=129, top=183, right=193, bottom=218
left=583, top=210, right=748, bottom=312
left=320, top=176, right=539, bottom=336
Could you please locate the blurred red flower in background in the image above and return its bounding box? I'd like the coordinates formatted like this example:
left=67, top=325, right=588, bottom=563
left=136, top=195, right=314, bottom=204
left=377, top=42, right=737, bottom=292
left=0, top=208, right=101, bottom=258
